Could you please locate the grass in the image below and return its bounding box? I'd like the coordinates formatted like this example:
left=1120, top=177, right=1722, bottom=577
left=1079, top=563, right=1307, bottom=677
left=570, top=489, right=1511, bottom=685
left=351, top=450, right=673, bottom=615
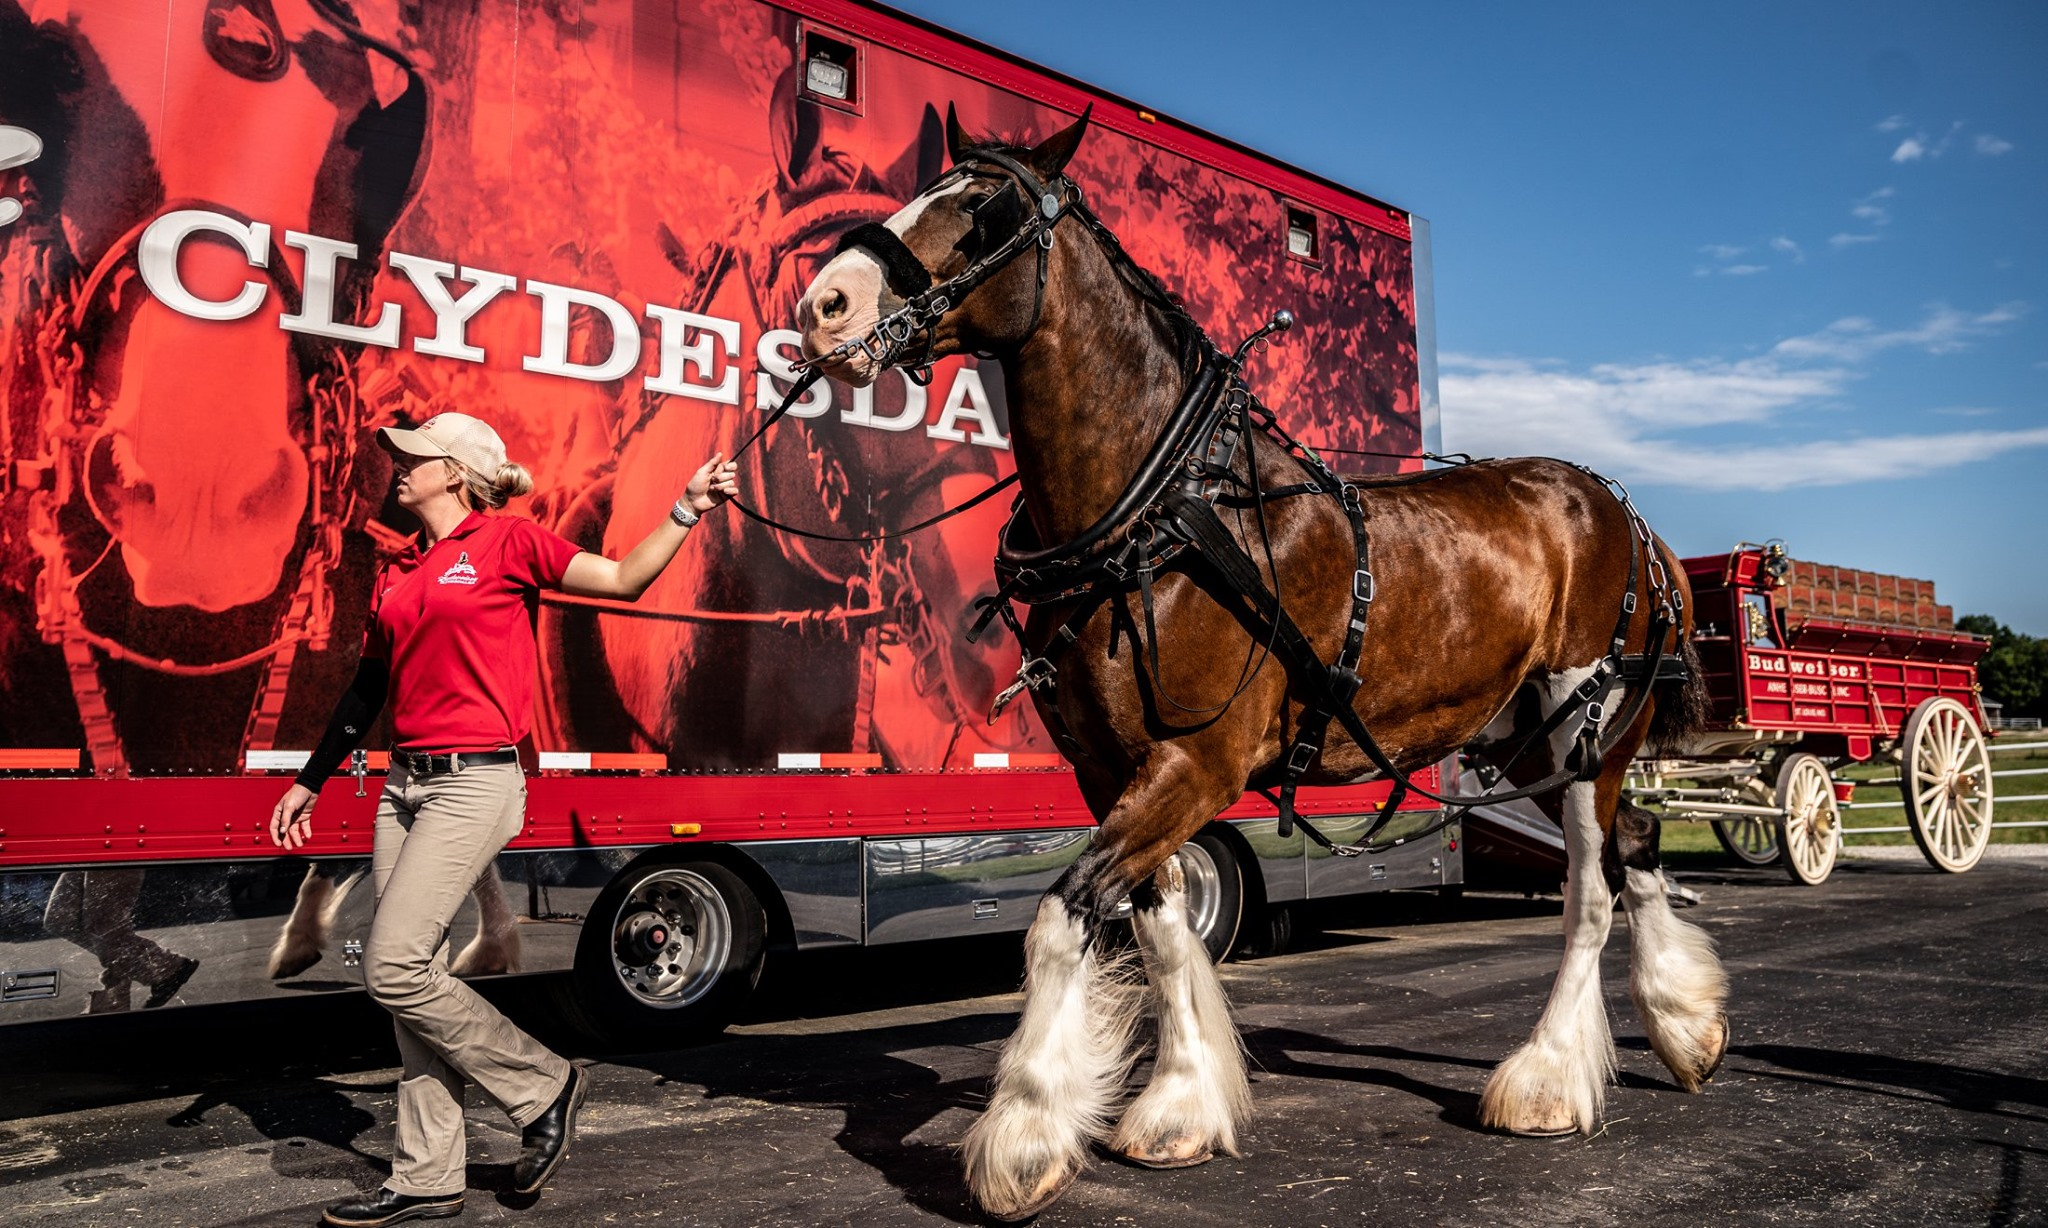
left=1654, top=730, right=2048, bottom=861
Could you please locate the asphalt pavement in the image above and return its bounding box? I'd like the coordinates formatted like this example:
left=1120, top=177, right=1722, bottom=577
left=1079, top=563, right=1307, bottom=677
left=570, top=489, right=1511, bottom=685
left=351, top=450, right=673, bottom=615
left=2, top=853, right=2043, bottom=1228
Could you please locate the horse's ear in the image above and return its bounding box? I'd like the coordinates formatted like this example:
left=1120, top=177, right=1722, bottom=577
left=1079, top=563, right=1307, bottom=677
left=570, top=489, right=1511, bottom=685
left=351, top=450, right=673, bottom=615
left=883, top=103, right=947, bottom=198
left=771, top=68, right=820, bottom=187
left=945, top=102, right=970, bottom=165
left=915, top=104, right=947, bottom=191
left=1027, top=104, right=1091, bottom=179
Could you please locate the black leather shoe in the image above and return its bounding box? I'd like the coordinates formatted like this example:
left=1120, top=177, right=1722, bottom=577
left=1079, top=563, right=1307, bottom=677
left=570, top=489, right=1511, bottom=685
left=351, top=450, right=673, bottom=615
left=143, top=957, right=200, bottom=1009
left=320, top=1187, right=463, bottom=1226
left=512, top=1065, right=587, bottom=1195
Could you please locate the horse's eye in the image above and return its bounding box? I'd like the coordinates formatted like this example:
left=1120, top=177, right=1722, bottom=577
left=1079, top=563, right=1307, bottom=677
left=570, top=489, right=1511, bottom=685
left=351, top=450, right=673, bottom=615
left=967, top=183, right=1021, bottom=236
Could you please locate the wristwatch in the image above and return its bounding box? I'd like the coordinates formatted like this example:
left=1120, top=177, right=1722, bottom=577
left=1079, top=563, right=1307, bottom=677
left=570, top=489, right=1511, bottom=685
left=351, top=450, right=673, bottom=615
left=670, top=499, right=700, bottom=528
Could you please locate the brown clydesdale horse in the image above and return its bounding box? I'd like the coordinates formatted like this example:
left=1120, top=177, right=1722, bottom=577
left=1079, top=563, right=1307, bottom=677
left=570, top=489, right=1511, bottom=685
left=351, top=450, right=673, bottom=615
left=795, top=112, right=1726, bottom=1220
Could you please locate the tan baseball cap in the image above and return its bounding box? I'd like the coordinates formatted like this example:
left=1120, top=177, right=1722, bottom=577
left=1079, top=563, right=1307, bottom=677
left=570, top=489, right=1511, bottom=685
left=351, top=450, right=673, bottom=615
left=377, top=412, right=508, bottom=475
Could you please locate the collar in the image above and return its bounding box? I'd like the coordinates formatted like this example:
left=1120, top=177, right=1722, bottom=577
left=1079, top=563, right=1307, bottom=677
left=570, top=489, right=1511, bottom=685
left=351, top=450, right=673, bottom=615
left=402, top=510, right=489, bottom=560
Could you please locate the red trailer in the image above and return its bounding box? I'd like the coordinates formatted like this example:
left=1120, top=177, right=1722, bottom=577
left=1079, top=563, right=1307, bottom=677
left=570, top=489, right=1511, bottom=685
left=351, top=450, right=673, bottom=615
left=0, top=0, right=1449, bottom=1036
left=1629, top=543, right=1996, bottom=884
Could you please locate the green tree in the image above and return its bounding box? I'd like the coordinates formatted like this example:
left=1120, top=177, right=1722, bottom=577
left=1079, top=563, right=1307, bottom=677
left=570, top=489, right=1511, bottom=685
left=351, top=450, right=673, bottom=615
left=1958, top=614, right=2048, bottom=719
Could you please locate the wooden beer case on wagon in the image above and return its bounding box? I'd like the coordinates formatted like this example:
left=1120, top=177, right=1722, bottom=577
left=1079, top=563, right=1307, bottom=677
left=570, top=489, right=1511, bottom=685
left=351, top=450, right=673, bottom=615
left=0, top=0, right=1449, bottom=1036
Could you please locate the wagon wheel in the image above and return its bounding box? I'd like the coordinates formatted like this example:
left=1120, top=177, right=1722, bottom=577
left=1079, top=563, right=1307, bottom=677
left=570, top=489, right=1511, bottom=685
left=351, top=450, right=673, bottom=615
left=1900, top=697, right=1994, bottom=873
left=1711, top=814, right=1780, bottom=865
left=1773, top=753, right=1840, bottom=886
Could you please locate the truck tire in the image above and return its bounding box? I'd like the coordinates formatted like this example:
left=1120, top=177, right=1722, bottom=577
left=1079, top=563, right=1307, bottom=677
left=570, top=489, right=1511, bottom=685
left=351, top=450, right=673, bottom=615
left=552, top=858, right=766, bottom=1049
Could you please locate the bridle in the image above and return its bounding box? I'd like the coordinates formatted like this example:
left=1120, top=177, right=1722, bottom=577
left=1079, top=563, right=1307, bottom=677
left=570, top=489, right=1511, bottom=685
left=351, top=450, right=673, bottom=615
left=796, top=140, right=1692, bottom=855
left=795, top=148, right=1071, bottom=385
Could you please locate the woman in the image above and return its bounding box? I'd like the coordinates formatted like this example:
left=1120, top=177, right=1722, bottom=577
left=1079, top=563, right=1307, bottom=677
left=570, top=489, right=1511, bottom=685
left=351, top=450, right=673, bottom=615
left=269, top=411, right=737, bottom=1227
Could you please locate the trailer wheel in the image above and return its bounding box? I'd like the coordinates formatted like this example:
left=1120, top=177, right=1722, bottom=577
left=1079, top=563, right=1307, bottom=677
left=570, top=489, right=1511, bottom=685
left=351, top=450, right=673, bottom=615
left=1711, top=816, right=1781, bottom=866
left=554, top=859, right=766, bottom=1048
left=1773, top=753, right=1840, bottom=886
left=1902, top=697, right=1995, bottom=873
left=1175, top=832, right=1244, bottom=964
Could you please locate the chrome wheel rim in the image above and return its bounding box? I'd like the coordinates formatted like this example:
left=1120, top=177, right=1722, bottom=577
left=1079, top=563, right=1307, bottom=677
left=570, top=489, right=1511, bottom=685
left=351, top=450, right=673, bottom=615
left=1176, top=841, right=1223, bottom=941
left=609, top=868, right=732, bottom=1008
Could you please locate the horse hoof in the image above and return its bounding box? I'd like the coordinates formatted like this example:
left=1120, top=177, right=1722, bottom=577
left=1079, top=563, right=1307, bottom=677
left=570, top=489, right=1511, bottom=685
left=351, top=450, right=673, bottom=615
left=1698, top=1013, right=1730, bottom=1086
left=980, top=1161, right=1079, bottom=1223
left=1121, top=1148, right=1214, bottom=1170
left=451, top=940, right=516, bottom=977
left=267, top=949, right=321, bottom=980
left=1114, top=1134, right=1215, bottom=1169
left=1502, top=1122, right=1580, bottom=1139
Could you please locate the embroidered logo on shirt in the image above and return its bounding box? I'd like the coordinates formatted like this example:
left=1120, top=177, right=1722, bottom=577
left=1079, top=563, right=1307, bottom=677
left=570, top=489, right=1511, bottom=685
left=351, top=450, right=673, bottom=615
left=437, top=551, right=479, bottom=585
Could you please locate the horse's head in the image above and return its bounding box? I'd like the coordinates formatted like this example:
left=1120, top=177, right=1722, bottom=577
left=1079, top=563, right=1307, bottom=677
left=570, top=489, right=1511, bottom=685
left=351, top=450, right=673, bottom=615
left=5, top=0, right=423, bottom=612
left=795, top=106, right=1090, bottom=387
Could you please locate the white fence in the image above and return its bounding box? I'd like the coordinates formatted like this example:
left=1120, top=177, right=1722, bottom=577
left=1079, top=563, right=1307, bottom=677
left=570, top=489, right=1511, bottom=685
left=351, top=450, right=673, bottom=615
left=1837, top=732, right=2048, bottom=835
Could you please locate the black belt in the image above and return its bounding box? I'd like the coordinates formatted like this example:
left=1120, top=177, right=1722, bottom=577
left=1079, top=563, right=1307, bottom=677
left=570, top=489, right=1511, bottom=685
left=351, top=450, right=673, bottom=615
left=390, top=747, right=519, bottom=775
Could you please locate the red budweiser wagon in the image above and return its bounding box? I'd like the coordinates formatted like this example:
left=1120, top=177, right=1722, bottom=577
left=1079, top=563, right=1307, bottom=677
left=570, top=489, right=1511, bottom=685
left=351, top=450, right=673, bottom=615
left=1629, top=543, right=1996, bottom=884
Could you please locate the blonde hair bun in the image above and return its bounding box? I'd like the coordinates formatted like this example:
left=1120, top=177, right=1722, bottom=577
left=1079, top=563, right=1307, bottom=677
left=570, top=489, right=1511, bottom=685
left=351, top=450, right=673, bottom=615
left=494, top=461, right=534, bottom=500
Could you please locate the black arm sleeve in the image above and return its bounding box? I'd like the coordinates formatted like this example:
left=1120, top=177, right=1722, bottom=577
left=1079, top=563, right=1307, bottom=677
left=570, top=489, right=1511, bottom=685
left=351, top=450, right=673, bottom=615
left=292, top=658, right=391, bottom=793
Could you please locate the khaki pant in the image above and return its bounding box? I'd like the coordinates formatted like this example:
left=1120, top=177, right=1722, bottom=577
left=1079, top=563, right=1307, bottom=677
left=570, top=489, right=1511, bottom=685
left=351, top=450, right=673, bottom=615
left=44, top=868, right=187, bottom=1006
left=370, top=761, right=569, bottom=1197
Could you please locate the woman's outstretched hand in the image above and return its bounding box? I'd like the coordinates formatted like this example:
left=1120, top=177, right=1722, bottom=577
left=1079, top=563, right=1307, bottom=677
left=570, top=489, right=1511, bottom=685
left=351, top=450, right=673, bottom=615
left=270, top=783, right=317, bottom=849
left=685, top=452, right=740, bottom=513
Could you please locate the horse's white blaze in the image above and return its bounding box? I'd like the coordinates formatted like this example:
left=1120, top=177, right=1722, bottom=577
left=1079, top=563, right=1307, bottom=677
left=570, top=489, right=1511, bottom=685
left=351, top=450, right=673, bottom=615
left=1621, top=866, right=1727, bottom=1091
left=1480, top=664, right=1617, bottom=1135
left=884, top=176, right=974, bottom=236
left=962, top=896, right=1141, bottom=1218
left=1111, top=866, right=1250, bottom=1162
left=797, top=247, right=887, bottom=384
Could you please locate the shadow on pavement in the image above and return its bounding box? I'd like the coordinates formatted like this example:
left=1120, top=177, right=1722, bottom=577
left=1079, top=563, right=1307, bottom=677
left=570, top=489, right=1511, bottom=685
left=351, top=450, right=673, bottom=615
left=609, top=1011, right=1015, bottom=1225
left=1733, top=1043, right=2048, bottom=1123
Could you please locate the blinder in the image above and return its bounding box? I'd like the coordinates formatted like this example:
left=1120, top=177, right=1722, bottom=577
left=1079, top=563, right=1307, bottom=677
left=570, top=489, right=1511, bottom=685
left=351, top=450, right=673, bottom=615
left=835, top=222, right=934, bottom=297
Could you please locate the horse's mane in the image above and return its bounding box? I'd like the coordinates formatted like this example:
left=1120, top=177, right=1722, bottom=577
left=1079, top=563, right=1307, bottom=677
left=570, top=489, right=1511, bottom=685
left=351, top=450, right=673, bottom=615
left=962, top=140, right=1207, bottom=379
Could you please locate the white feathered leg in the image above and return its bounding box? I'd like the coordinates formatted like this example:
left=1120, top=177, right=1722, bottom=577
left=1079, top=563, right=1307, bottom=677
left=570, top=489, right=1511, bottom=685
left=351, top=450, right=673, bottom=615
left=1480, top=665, right=1619, bottom=1135
left=450, top=864, right=522, bottom=976
left=963, top=895, right=1140, bottom=1221
left=1622, top=865, right=1728, bottom=1091
left=1110, top=856, right=1250, bottom=1167
left=266, top=867, right=335, bottom=980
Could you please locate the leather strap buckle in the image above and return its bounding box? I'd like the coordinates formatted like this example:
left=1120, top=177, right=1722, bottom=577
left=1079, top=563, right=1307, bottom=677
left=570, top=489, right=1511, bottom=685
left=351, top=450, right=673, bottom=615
left=1353, top=570, right=1376, bottom=603
left=1286, top=741, right=1319, bottom=773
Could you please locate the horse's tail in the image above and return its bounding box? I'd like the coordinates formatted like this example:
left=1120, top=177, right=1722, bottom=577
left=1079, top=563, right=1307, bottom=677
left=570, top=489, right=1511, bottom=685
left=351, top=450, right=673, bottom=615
left=1644, top=540, right=1709, bottom=754
left=1645, top=637, right=1708, bottom=754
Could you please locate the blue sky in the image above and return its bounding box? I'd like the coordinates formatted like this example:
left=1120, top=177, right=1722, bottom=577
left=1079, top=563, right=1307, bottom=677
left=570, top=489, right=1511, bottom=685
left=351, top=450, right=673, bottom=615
left=892, top=1, right=2048, bottom=633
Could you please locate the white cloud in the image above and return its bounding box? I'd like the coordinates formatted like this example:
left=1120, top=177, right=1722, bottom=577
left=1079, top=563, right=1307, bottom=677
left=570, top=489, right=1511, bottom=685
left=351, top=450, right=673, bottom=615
left=1891, top=137, right=1928, bottom=162
left=1771, top=236, right=1804, bottom=262
left=1700, top=243, right=1747, bottom=261
left=1876, top=115, right=1910, bottom=133
left=1830, top=232, right=1882, bottom=248
left=1975, top=133, right=2013, bottom=156
left=1770, top=302, right=2024, bottom=362
left=1438, top=304, right=2038, bottom=492
left=1723, top=264, right=1767, bottom=276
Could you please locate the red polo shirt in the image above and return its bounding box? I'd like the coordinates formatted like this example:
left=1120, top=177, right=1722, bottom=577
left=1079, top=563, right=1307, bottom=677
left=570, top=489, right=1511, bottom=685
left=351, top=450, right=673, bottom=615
left=364, top=511, right=582, bottom=752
